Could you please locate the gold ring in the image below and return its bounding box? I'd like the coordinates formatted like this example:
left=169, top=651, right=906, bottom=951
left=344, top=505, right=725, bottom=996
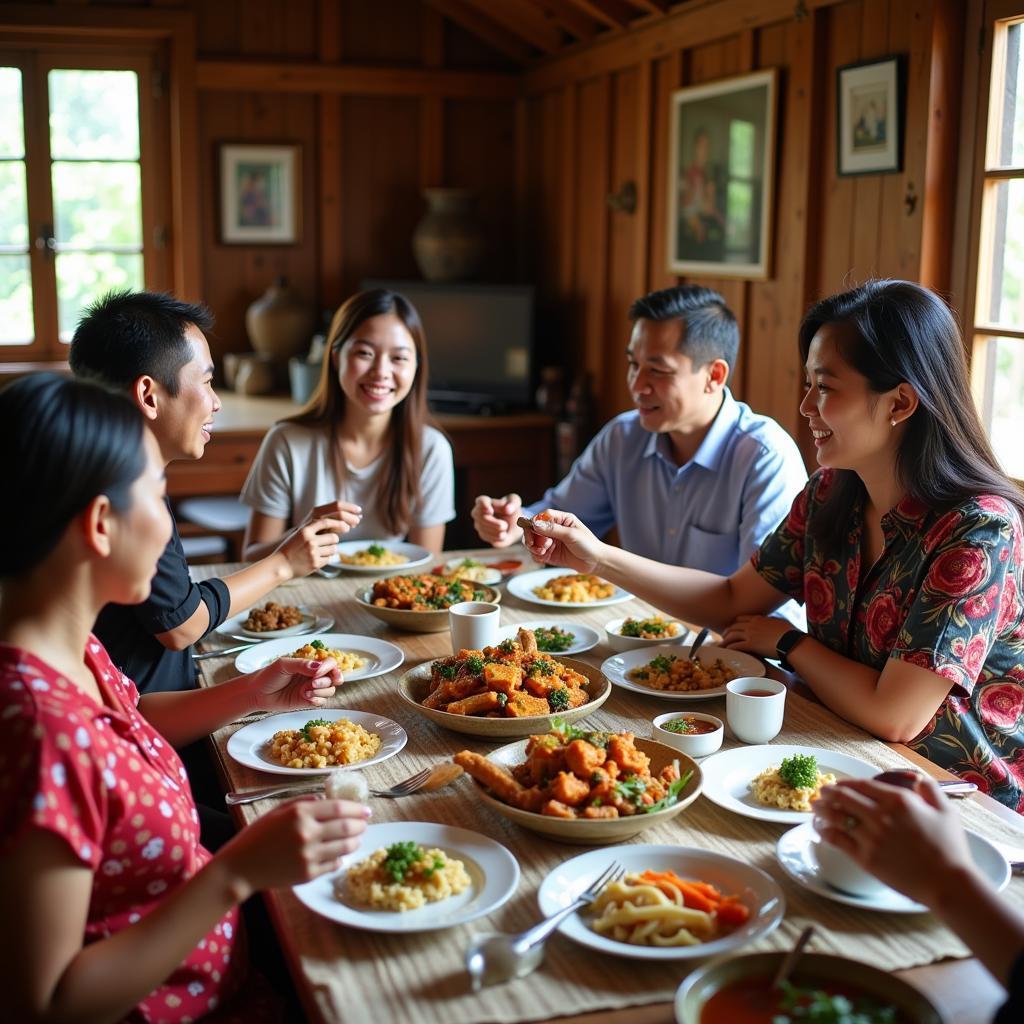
left=843, top=814, right=858, bottom=832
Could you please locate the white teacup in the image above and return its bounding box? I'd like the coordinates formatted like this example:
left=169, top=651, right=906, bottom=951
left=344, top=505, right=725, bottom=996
left=725, top=677, right=786, bottom=743
left=811, top=833, right=892, bottom=898
left=449, top=601, right=500, bottom=653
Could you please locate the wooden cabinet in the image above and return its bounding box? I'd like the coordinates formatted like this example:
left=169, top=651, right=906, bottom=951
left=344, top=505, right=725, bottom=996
left=165, top=395, right=555, bottom=550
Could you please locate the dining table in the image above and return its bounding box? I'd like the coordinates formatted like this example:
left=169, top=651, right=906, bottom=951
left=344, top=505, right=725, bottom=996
left=192, top=550, right=1024, bottom=1024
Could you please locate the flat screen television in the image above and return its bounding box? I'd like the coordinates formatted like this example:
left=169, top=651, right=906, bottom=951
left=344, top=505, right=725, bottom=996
left=362, top=280, right=534, bottom=413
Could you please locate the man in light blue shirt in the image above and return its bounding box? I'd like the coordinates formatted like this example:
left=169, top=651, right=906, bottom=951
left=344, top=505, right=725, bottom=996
left=472, top=284, right=807, bottom=622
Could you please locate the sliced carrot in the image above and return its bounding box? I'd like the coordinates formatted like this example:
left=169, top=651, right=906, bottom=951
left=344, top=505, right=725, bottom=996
left=715, top=899, right=751, bottom=925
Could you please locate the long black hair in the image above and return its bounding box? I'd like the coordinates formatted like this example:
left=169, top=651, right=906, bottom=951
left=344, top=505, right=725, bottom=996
left=800, top=280, right=1024, bottom=547
left=0, top=373, right=146, bottom=577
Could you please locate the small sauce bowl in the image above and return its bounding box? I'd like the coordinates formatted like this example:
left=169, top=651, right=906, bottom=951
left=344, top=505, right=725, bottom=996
left=652, top=711, right=724, bottom=758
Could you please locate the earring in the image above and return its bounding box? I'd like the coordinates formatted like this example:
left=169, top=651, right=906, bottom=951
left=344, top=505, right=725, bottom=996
left=890, top=418, right=897, bottom=427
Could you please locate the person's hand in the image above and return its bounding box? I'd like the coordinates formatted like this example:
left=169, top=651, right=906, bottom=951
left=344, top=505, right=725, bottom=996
left=521, top=509, right=604, bottom=574
left=244, top=656, right=340, bottom=713
left=719, top=614, right=792, bottom=659
left=472, top=493, right=523, bottom=548
left=813, top=775, right=974, bottom=908
left=274, top=501, right=362, bottom=577
left=217, top=798, right=369, bottom=900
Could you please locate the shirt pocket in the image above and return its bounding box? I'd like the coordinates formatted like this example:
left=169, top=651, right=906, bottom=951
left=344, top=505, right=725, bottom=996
left=684, top=524, right=741, bottom=575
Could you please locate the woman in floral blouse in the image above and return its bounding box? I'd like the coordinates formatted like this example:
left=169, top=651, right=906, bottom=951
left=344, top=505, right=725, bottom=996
left=0, top=374, right=369, bottom=1021
left=524, top=281, right=1024, bottom=810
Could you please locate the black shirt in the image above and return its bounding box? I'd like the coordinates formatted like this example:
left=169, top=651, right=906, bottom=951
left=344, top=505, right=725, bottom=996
left=93, top=500, right=231, bottom=694
left=996, top=948, right=1024, bottom=1024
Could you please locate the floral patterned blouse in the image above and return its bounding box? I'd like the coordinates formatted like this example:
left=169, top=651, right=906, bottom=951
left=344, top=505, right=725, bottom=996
left=0, top=638, right=249, bottom=1022
left=753, top=468, right=1024, bottom=811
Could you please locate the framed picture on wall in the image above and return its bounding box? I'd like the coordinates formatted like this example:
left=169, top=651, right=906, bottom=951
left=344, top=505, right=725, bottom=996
left=219, top=144, right=301, bottom=244
left=667, top=68, right=777, bottom=280
left=836, top=56, right=904, bottom=176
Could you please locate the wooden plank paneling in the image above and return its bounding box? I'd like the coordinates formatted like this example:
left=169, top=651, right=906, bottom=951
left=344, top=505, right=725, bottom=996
left=647, top=51, right=681, bottom=293
left=317, top=0, right=343, bottom=311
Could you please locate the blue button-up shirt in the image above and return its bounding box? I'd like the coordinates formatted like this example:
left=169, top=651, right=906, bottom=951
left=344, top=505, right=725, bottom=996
left=526, top=391, right=808, bottom=624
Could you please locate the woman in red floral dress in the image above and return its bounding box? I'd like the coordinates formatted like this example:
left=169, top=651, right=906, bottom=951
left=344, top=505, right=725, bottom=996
left=522, top=281, right=1024, bottom=811
left=0, top=374, right=370, bottom=1021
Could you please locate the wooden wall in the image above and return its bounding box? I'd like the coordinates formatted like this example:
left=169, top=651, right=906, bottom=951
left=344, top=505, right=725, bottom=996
left=522, top=0, right=965, bottom=459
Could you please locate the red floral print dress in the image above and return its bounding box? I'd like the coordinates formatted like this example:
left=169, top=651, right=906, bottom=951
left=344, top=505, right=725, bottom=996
left=0, top=638, right=247, bottom=1022
left=754, top=469, right=1024, bottom=811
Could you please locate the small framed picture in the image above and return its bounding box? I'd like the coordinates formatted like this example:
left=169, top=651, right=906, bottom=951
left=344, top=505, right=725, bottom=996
left=219, top=143, right=301, bottom=244
left=836, top=56, right=904, bottom=176
left=667, top=68, right=778, bottom=279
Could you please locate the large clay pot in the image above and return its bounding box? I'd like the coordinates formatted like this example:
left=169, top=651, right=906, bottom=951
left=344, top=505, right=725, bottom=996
left=412, top=188, right=484, bottom=282
left=245, top=277, right=315, bottom=359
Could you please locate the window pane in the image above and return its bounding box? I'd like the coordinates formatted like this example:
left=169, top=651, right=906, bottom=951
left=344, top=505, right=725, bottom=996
left=988, top=336, right=1024, bottom=479
left=56, top=251, right=143, bottom=341
left=52, top=162, right=141, bottom=247
left=980, top=178, right=1024, bottom=327
left=0, top=161, right=28, bottom=247
left=0, top=254, right=33, bottom=344
left=728, top=120, right=755, bottom=178
left=0, top=67, right=24, bottom=159
left=48, top=70, right=139, bottom=161
left=726, top=180, right=754, bottom=251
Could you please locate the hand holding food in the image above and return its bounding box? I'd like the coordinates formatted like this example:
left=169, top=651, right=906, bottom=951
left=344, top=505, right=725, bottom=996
left=812, top=774, right=975, bottom=907
left=519, top=509, right=605, bottom=574
left=472, top=492, right=524, bottom=547
left=217, top=798, right=370, bottom=900
left=276, top=501, right=360, bottom=576
left=245, top=653, right=342, bottom=713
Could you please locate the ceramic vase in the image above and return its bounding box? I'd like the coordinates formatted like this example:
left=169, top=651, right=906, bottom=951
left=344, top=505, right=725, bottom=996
left=245, top=277, right=315, bottom=359
left=412, top=188, right=484, bottom=282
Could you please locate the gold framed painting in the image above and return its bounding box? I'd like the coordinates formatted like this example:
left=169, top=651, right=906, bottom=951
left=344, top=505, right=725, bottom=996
left=219, top=143, right=301, bottom=244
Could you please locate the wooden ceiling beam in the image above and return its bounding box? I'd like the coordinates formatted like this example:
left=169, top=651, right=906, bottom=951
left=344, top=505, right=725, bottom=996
left=424, top=0, right=533, bottom=64
left=536, top=0, right=601, bottom=41
left=196, top=60, right=520, bottom=99
left=623, top=0, right=668, bottom=13
left=562, top=0, right=635, bottom=30
left=459, top=0, right=563, bottom=55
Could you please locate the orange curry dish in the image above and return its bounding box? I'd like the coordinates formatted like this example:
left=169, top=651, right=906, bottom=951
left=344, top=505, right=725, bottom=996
left=425, top=627, right=591, bottom=718
left=370, top=574, right=489, bottom=611
left=455, top=722, right=685, bottom=819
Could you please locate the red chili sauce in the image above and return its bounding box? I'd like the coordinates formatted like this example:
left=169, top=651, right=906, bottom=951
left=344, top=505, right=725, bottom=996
left=701, top=976, right=906, bottom=1024
left=662, top=716, right=718, bottom=736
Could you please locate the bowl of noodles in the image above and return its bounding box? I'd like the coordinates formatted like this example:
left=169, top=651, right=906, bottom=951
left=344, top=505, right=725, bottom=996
left=454, top=724, right=703, bottom=844
left=357, top=575, right=502, bottom=633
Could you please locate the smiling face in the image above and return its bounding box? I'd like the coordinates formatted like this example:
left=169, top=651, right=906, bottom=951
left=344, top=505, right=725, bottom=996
left=106, top=429, right=173, bottom=605
left=334, top=312, right=418, bottom=419
left=799, top=323, right=898, bottom=474
left=152, top=324, right=220, bottom=463
left=626, top=318, right=721, bottom=436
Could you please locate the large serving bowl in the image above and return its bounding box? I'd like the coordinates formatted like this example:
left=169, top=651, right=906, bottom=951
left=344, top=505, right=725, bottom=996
left=398, top=658, right=611, bottom=739
left=674, top=951, right=945, bottom=1024
left=356, top=581, right=501, bottom=633
left=466, top=736, right=703, bottom=844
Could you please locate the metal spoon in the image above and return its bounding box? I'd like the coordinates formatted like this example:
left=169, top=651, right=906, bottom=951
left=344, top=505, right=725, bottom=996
left=465, top=861, right=623, bottom=992
left=772, top=924, right=815, bottom=990
left=688, top=626, right=711, bottom=661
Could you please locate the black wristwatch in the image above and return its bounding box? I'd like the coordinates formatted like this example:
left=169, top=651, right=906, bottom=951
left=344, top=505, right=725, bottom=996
left=775, top=629, right=807, bottom=672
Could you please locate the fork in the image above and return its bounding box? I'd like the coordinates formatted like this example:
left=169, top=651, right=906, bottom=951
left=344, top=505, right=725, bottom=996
left=225, top=766, right=435, bottom=805
left=465, top=861, right=624, bottom=991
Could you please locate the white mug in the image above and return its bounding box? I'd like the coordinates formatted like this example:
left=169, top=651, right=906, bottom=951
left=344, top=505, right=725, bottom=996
left=725, top=677, right=787, bottom=744
left=448, top=601, right=500, bottom=653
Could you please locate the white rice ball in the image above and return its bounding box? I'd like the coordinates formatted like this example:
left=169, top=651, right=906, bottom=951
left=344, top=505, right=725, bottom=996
left=324, top=768, right=369, bottom=802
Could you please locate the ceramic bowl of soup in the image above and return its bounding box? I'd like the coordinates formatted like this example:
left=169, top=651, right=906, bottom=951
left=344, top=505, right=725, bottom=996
left=653, top=712, right=724, bottom=758
left=674, top=951, right=946, bottom=1024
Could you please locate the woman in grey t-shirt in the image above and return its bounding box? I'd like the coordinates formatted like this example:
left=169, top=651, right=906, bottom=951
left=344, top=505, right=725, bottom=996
left=241, top=289, right=455, bottom=558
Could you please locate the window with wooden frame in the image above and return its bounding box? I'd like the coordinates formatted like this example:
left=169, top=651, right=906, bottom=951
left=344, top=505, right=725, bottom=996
left=962, top=2, right=1024, bottom=480
left=0, top=46, right=171, bottom=361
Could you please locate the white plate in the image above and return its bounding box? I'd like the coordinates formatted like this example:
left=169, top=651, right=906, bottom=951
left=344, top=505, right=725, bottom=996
left=441, top=558, right=504, bottom=586
left=226, top=709, right=407, bottom=776
left=700, top=744, right=880, bottom=824
left=329, top=540, right=432, bottom=574
left=293, top=821, right=519, bottom=933
left=506, top=567, right=633, bottom=608
left=496, top=620, right=602, bottom=656
left=600, top=644, right=764, bottom=700
left=777, top=821, right=1010, bottom=913
left=536, top=844, right=784, bottom=961
left=216, top=607, right=332, bottom=642
left=233, top=633, right=405, bottom=681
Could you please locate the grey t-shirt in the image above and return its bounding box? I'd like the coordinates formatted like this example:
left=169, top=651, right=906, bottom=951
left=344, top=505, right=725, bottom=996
left=240, top=421, right=456, bottom=541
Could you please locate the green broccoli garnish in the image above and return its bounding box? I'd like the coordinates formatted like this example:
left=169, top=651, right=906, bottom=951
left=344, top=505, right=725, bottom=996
left=309, top=639, right=326, bottom=650
left=463, top=655, right=485, bottom=675
left=498, top=638, right=518, bottom=654
left=496, top=692, right=508, bottom=706
left=383, top=841, right=425, bottom=883
left=548, top=688, right=571, bottom=712
left=779, top=754, right=820, bottom=790
left=367, top=543, right=386, bottom=557
left=301, top=717, right=330, bottom=740
left=649, top=655, right=676, bottom=673
left=535, top=627, right=574, bottom=652
left=529, top=658, right=555, bottom=676
left=613, top=775, right=647, bottom=807
left=432, top=661, right=459, bottom=680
